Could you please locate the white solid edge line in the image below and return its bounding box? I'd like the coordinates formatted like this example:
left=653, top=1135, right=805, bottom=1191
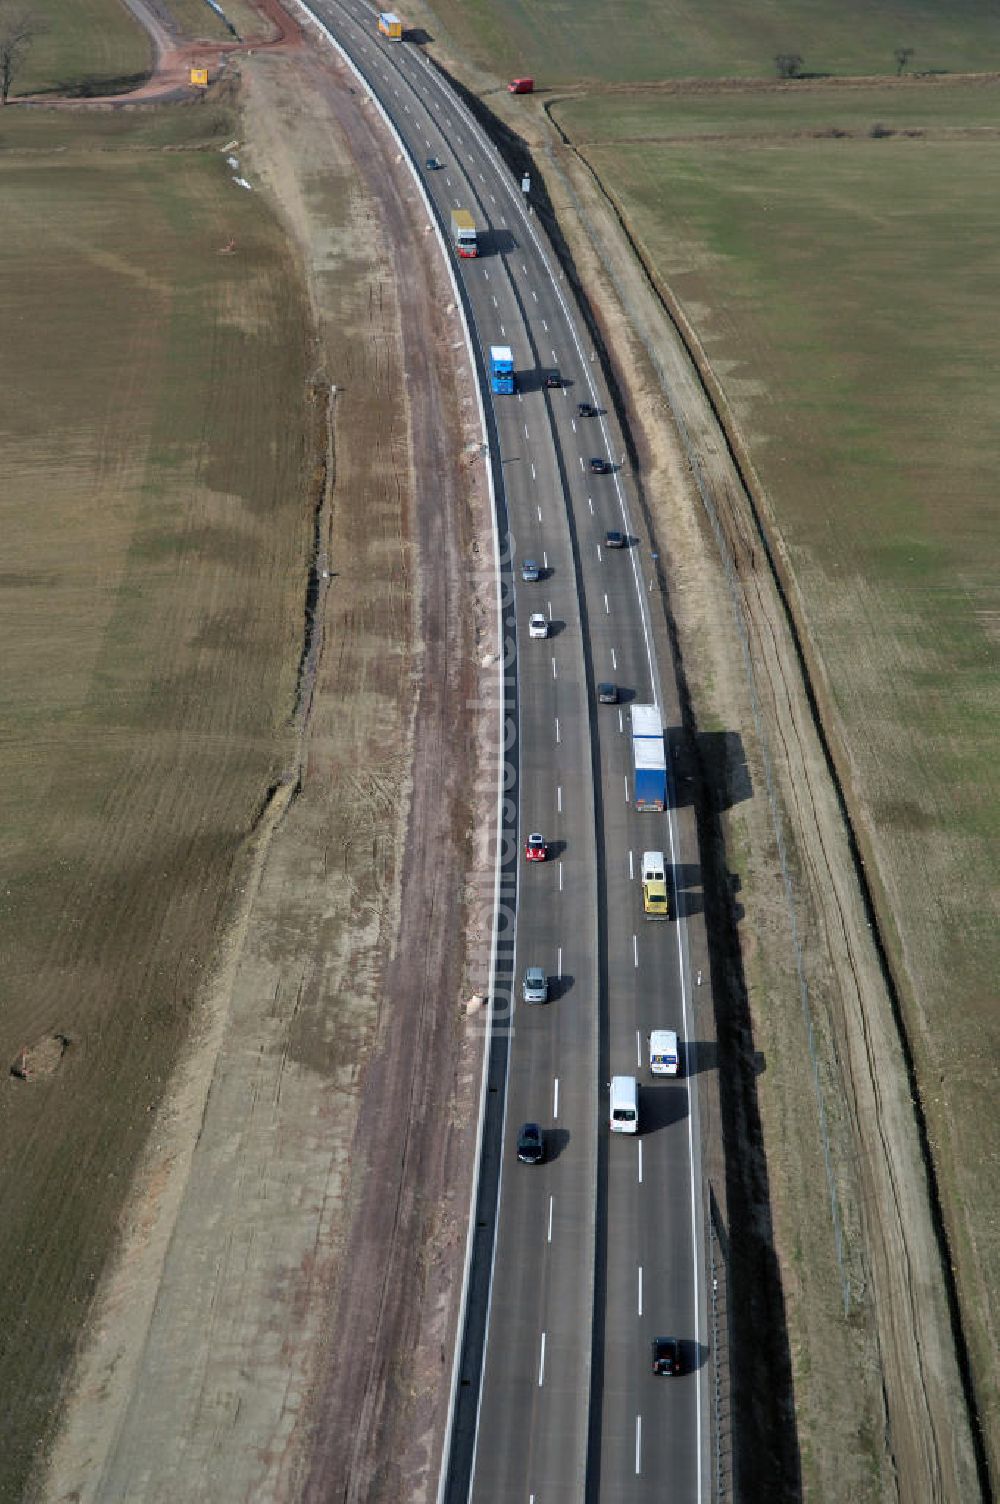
left=270, top=15, right=511, bottom=1500
left=323, top=27, right=703, bottom=1495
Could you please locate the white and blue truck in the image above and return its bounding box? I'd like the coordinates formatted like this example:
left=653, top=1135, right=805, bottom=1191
left=631, top=703, right=667, bottom=812
left=489, top=345, right=515, bottom=394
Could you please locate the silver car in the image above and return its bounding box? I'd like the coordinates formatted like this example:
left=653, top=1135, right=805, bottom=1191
left=522, top=966, right=548, bottom=1004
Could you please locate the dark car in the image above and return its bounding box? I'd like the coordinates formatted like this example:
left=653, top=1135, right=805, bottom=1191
left=597, top=682, right=618, bottom=704
left=544, top=371, right=561, bottom=389
left=590, top=456, right=610, bottom=474
left=517, top=1122, right=545, bottom=1164
left=426, top=156, right=442, bottom=170
left=651, top=1337, right=681, bottom=1376
left=604, top=529, right=625, bottom=549
left=577, top=401, right=595, bottom=418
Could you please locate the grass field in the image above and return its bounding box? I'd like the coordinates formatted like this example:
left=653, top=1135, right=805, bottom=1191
left=13, top=0, right=152, bottom=97
left=550, top=82, right=1000, bottom=1467
left=0, top=98, right=313, bottom=1496
left=417, top=0, right=1000, bottom=86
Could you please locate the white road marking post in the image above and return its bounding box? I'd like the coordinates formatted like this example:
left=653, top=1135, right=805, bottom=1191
left=638, top=1265, right=643, bottom=1316
left=542, top=551, right=548, bottom=569
left=538, top=1333, right=546, bottom=1387
left=559, top=861, right=564, bottom=891
left=557, top=785, right=562, bottom=813
left=555, top=717, right=560, bottom=744
left=635, top=1415, right=642, bottom=1475
left=625, top=777, right=630, bottom=805
left=633, top=934, right=639, bottom=967
left=618, top=707, right=624, bottom=733
left=628, top=849, right=634, bottom=880
left=553, top=1077, right=559, bottom=1117
left=537, top=505, right=543, bottom=521
left=551, top=656, right=557, bottom=680
left=557, top=946, right=563, bottom=976
left=638, top=1140, right=643, bottom=1182
left=611, top=647, right=617, bottom=670
left=588, top=496, right=594, bottom=513
left=547, top=1197, right=554, bottom=1243
left=604, top=593, right=610, bottom=614
left=636, top=1029, right=642, bottom=1069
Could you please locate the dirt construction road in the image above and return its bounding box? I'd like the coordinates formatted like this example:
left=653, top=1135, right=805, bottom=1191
left=43, top=42, right=492, bottom=1504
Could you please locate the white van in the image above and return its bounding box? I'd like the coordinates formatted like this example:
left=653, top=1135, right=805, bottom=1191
left=649, top=1029, right=680, bottom=1077
left=609, top=1074, right=639, bottom=1133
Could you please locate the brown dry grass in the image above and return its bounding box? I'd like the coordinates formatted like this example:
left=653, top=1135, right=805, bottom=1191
left=0, top=101, right=314, bottom=1496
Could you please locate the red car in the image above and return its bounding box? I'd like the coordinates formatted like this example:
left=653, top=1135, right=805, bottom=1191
left=525, top=832, right=548, bottom=862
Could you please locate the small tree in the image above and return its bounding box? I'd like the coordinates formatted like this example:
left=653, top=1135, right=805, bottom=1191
left=775, top=53, right=804, bottom=80
left=895, top=46, right=914, bottom=76
left=0, top=2, right=43, bottom=105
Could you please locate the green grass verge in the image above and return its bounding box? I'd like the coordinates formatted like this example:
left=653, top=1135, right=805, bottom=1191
left=418, top=0, right=1000, bottom=85
left=11, top=0, right=152, bottom=98
left=556, top=77, right=1000, bottom=139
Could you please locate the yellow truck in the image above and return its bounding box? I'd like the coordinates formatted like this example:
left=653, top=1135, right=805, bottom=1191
left=641, top=850, right=669, bottom=919
left=377, top=11, right=403, bottom=38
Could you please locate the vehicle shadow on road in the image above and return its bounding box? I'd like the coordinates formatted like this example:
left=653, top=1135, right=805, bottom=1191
left=678, top=1039, right=717, bottom=1078
left=545, top=1127, right=571, bottom=1162
left=670, top=862, right=704, bottom=921
left=638, top=1082, right=688, bottom=1135
left=548, top=972, right=574, bottom=1001
left=680, top=1339, right=709, bottom=1374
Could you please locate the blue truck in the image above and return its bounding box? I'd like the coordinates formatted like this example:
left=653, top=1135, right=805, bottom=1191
left=631, top=703, right=667, bottom=812
left=489, top=344, right=515, bottom=394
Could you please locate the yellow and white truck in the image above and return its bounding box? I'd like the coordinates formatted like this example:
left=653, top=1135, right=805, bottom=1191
left=377, top=11, right=402, bottom=39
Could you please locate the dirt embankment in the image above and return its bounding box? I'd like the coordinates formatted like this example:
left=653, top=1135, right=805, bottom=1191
left=42, top=34, right=493, bottom=1504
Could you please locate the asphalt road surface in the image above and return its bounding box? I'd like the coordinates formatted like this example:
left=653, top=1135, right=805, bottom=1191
left=297, top=4, right=710, bottom=1495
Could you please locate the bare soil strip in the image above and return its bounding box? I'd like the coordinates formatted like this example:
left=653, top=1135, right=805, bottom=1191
left=43, top=42, right=492, bottom=1504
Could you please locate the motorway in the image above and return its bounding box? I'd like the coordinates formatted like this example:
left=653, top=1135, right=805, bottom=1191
left=295, top=3, right=710, bottom=1496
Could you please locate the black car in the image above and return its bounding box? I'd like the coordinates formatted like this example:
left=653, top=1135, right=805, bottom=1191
left=651, top=1337, right=681, bottom=1376
left=597, top=682, right=618, bottom=704
left=517, top=1122, right=545, bottom=1164
left=590, top=456, right=610, bottom=474
left=577, top=401, right=595, bottom=418
left=544, top=371, right=561, bottom=389
left=604, top=529, right=625, bottom=549
left=426, top=156, right=442, bottom=170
